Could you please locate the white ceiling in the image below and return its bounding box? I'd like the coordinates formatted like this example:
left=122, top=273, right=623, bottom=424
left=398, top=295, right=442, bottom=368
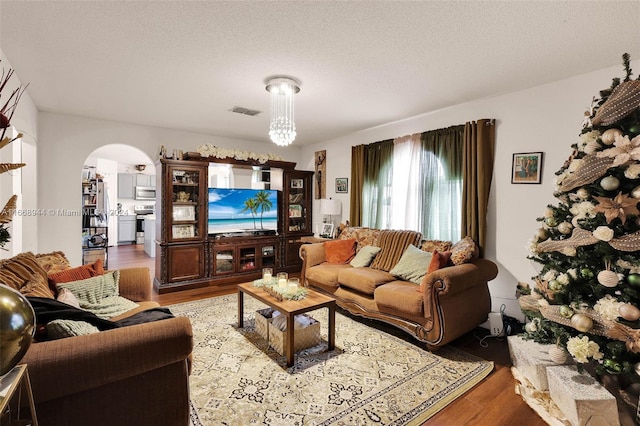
left=1, top=1, right=639, bottom=147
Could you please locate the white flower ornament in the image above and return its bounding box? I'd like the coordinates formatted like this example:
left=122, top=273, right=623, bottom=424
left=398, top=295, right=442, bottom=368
left=597, top=134, right=640, bottom=167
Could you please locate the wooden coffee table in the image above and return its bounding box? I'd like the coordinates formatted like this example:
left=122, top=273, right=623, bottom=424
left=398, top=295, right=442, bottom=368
left=237, top=282, right=336, bottom=367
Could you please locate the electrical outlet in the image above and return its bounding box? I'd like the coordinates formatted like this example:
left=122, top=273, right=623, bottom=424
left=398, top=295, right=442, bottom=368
left=488, top=312, right=502, bottom=336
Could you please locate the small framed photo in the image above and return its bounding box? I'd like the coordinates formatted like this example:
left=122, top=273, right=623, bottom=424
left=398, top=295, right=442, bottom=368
left=291, top=179, right=303, bottom=189
left=289, top=204, right=302, bottom=218
left=335, top=178, right=348, bottom=193
left=320, top=223, right=334, bottom=239
left=512, top=152, right=543, bottom=184
left=172, top=224, right=195, bottom=239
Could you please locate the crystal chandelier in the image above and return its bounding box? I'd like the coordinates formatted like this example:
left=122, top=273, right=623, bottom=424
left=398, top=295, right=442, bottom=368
left=265, top=76, right=300, bottom=146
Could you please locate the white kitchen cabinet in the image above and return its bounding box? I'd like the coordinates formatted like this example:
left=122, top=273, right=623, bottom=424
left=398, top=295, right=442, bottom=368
left=118, top=174, right=135, bottom=199
left=136, top=174, right=151, bottom=187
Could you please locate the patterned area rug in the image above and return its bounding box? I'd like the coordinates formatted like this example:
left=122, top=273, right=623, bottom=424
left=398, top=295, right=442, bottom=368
left=171, top=294, right=493, bottom=425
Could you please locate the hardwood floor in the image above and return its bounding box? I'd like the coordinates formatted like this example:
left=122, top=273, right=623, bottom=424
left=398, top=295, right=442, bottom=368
left=109, top=244, right=545, bottom=426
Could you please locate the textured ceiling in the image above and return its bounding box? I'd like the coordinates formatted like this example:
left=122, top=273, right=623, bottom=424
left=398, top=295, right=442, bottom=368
left=1, top=1, right=639, bottom=147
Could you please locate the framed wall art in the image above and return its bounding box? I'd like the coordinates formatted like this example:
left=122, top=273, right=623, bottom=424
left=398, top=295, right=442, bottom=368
left=315, top=150, right=326, bottom=199
left=511, top=152, right=543, bottom=184
left=335, top=178, right=348, bottom=193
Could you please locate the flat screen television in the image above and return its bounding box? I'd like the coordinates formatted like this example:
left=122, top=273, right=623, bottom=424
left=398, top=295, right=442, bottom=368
left=208, top=188, right=279, bottom=235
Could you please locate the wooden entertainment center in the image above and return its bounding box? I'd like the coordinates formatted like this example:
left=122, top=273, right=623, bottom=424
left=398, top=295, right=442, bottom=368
left=153, top=155, right=314, bottom=293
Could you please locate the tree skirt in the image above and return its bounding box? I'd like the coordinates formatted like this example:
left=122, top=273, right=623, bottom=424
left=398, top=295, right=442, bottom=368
left=171, top=294, right=493, bottom=425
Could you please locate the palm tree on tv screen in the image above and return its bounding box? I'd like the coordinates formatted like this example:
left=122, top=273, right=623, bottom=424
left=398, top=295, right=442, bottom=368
left=240, top=198, right=258, bottom=229
left=255, top=191, right=273, bottom=229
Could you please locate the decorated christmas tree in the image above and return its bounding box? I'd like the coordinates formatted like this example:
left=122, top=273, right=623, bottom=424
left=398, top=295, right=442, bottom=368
left=523, top=54, right=640, bottom=392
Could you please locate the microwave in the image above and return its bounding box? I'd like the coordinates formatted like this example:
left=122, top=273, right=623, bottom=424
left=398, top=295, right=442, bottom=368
left=135, top=186, right=156, bottom=200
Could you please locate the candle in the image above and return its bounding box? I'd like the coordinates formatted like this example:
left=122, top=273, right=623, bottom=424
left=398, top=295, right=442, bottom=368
left=277, top=272, right=288, bottom=289
left=262, top=268, right=273, bottom=284
left=288, top=277, right=300, bottom=290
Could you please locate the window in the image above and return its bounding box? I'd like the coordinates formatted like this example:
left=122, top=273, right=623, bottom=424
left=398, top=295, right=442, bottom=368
left=359, top=126, right=463, bottom=241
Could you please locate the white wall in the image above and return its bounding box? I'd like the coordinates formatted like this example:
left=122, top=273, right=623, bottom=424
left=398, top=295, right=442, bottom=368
left=0, top=52, right=39, bottom=257
left=301, top=60, right=640, bottom=320
left=37, top=112, right=303, bottom=265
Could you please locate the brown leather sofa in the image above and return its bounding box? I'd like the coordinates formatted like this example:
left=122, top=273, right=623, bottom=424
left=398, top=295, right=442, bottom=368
left=300, top=227, right=498, bottom=349
left=20, top=267, right=194, bottom=426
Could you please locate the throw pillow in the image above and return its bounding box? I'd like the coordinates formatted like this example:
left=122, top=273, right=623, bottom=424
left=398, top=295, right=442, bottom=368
left=57, top=269, right=121, bottom=303
left=57, top=287, right=81, bottom=309
left=325, top=238, right=357, bottom=264
left=420, top=239, right=453, bottom=254
left=34, top=251, right=71, bottom=274
left=47, top=258, right=105, bottom=294
left=419, top=250, right=452, bottom=292
left=370, top=230, right=422, bottom=271
left=0, top=252, right=54, bottom=298
left=349, top=245, right=382, bottom=268
left=56, top=270, right=139, bottom=319
left=427, top=250, right=452, bottom=274
left=388, top=244, right=433, bottom=285
left=46, top=319, right=100, bottom=339
left=450, top=236, right=480, bottom=265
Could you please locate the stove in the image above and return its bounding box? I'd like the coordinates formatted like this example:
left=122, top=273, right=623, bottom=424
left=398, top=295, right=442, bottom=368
left=133, top=204, right=155, bottom=215
left=133, top=205, right=155, bottom=244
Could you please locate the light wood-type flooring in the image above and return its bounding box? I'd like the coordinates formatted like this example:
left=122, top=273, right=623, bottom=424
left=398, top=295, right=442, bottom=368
left=109, top=244, right=546, bottom=425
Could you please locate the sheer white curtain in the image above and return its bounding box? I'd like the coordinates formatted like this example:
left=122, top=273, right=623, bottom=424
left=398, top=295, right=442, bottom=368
left=421, top=127, right=464, bottom=242
left=361, top=141, right=393, bottom=229
left=358, top=127, right=464, bottom=240
left=421, top=151, right=462, bottom=241
left=390, top=134, right=422, bottom=231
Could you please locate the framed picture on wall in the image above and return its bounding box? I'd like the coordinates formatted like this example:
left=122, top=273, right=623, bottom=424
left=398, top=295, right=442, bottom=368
left=511, top=152, right=543, bottom=184
left=335, top=178, right=348, bottom=193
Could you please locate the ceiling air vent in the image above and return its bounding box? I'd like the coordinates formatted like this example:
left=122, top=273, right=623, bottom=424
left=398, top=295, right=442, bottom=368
left=230, top=106, right=261, bottom=116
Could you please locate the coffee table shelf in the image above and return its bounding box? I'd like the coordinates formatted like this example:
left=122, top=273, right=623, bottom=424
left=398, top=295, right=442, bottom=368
left=237, top=282, right=336, bottom=367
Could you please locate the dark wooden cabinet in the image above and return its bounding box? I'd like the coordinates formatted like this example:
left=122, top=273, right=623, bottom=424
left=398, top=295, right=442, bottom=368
left=154, top=160, right=208, bottom=292
left=209, top=236, right=279, bottom=281
left=166, top=243, right=205, bottom=282
left=281, top=170, right=314, bottom=271
left=153, top=156, right=312, bottom=292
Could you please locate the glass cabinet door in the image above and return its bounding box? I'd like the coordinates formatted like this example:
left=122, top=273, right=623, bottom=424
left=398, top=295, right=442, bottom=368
left=170, top=168, right=202, bottom=241
left=214, top=247, right=234, bottom=275
left=260, top=244, right=276, bottom=268
left=239, top=246, right=257, bottom=271
left=286, top=173, right=310, bottom=234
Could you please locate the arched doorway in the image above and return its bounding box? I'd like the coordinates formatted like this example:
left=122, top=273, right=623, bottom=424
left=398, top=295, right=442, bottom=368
left=81, top=144, right=155, bottom=267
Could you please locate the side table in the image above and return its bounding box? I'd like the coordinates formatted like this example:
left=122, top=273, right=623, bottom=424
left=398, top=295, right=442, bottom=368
left=298, top=236, right=333, bottom=244
left=0, top=364, right=38, bottom=426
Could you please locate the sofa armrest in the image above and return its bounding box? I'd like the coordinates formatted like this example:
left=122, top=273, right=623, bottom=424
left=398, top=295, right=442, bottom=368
left=422, top=259, right=498, bottom=299
left=299, top=243, right=327, bottom=285
left=420, top=259, right=497, bottom=347
left=21, top=316, right=193, bottom=404
left=118, top=267, right=153, bottom=302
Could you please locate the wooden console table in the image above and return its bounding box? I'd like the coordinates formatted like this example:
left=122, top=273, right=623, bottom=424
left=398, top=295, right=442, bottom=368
left=237, top=282, right=336, bottom=367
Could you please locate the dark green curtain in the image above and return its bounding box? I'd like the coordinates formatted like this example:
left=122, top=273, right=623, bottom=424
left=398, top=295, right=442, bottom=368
left=462, top=119, right=495, bottom=256
left=420, top=125, right=464, bottom=240
left=359, top=140, right=393, bottom=228
left=351, top=141, right=393, bottom=228
left=349, top=145, right=365, bottom=226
